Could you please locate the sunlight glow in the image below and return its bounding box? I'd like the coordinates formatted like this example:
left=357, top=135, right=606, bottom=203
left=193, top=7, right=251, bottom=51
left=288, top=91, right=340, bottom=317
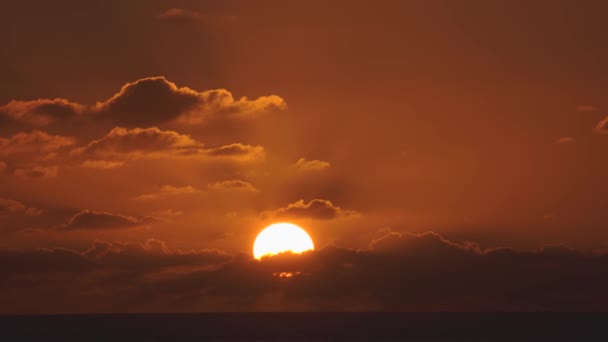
left=253, top=223, right=314, bottom=260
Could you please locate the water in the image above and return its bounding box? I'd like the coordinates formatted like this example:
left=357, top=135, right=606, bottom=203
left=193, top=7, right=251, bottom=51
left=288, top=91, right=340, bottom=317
left=0, top=313, right=606, bottom=341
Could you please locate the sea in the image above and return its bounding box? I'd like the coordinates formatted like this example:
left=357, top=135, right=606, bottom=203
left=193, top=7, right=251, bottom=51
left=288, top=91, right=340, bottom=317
left=0, top=312, right=606, bottom=341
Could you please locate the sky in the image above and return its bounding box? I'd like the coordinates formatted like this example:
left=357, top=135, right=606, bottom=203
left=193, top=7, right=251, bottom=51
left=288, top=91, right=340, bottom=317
left=1, top=0, right=608, bottom=313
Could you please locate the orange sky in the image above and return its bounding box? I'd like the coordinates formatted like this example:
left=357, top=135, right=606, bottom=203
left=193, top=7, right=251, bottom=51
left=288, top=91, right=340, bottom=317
left=1, top=0, right=608, bottom=312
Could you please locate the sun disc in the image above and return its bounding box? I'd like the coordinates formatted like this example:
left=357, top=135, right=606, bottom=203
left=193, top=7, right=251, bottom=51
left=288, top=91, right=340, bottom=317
left=253, top=223, right=314, bottom=260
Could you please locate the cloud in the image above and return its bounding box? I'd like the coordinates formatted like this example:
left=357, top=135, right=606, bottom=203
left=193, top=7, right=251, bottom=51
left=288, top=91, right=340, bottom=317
left=0, top=233, right=607, bottom=313
left=81, top=239, right=230, bottom=270
left=136, top=185, right=201, bottom=200
left=81, top=160, right=124, bottom=169
left=206, top=143, right=265, bottom=160
left=93, top=77, right=201, bottom=127
left=208, top=180, right=258, bottom=192
left=0, top=77, right=278, bottom=179
left=0, top=126, right=264, bottom=177
left=0, top=99, right=84, bottom=126
left=293, top=158, right=330, bottom=171
left=13, top=165, right=59, bottom=179
left=24, top=207, right=44, bottom=216
left=0, top=238, right=230, bottom=278
left=0, top=198, right=25, bottom=214
left=74, top=127, right=202, bottom=159
left=0, top=130, right=75, bottom=178
left=105, top=77, right=286, bottom=126
left=1, top=77, right=286, bottom=130
left=369, top=231, right=480, bottom=254
left=594, top=116, right=608, bottom=135
left=174, top=88, right=286, bottom=126
left=157, top=8, right=238, bottom=25
left=157, top=8, right=204, bottom=21
left=56, top=210, right=159, bottom=231
left=556, top=137, right=575, bottom=144
left=0, top=130, right=75, bottom=156
left=274, top=199, right=358, bottom=220
left=577, top=105, right=599, bottom=112
left=0, top=198, right=42, bottom=216
left=73, top=127, right=264, bottom=166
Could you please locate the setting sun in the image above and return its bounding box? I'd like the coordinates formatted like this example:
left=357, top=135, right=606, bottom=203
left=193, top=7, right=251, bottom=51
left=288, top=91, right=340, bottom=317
left=253, top=223, right=314, bottom=260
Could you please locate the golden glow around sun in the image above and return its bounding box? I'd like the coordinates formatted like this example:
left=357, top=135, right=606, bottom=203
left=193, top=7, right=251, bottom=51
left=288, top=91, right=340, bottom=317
left=253, top=223, right=314, bottom=260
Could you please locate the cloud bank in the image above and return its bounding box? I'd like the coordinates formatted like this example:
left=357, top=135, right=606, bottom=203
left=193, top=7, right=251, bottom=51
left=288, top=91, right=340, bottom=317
left=1, top=232, right=606, bottom=313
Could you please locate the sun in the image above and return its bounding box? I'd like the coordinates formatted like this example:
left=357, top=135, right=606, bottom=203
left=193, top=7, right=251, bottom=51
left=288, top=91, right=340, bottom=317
left=253, top=223, right=314, bottom=260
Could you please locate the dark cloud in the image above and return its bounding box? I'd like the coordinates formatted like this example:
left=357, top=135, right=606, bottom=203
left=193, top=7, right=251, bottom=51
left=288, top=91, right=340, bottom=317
left=274, top=199, right=358, bottom=220
left=92, top=77, right=201, bottom=127
left=0, top=239, right=230, bottom=278
left=369, top=231, right=480, bottom=254
left=595, top=116, right=608, bottom=134
left=56, top=210, right=159, bottom=231
left=0, top=77, right=276, bottom=180
left=0, top=99, right=84, bottom=126
left=0, top=232, right=607, bottom=313
left=0, top=77, right=286, bottom=130
left=239, top=232, right=608, bottom=311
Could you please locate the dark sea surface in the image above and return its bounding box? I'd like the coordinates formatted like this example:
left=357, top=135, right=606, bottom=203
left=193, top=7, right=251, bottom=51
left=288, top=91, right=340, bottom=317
left=0, top=313, right=606, bottom=341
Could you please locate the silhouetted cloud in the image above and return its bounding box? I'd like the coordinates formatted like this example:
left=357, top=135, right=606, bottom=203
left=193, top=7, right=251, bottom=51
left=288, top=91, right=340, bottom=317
left=0, top=238, right=230, bottom=278
left=0, top=77, right=286, bottom=130
left=208, top=180, right=258, bottom=192
left=0, top=99, right=84, bottom=126
left=274, top=199, right=358, bottom=220
left=56, top=210, right=159, bottom=231
left=0, top=232, right=607, bottom=312
left=0, top=77, right=277, bottom=181
left=92, top=77, right=201, bottom=126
